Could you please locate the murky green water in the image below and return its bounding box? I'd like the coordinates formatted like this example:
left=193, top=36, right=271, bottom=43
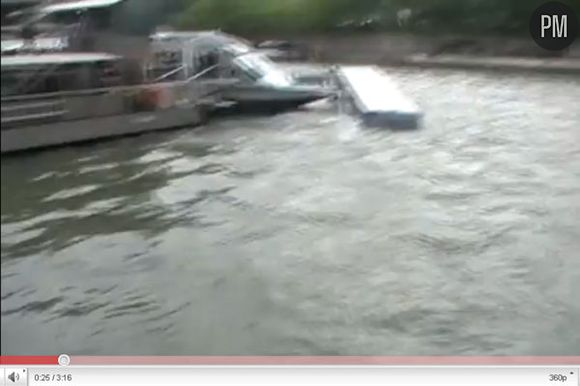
left=2, top=68, right=579, bottom=355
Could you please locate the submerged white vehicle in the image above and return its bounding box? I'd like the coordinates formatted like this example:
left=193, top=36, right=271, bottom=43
left=148, top=31, right=332, bottom=111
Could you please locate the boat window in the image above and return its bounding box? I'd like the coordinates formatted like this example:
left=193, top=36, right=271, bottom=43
left=17, top=71, right=60, bottom=95
left=1, top=72, right=20, bottom=97
left=149, top=50, right=183, bottom=80
left=238, top=54, right=275, bottom=74
left=94, top=60, right=122, bottom=87
left=233, top=53, right=291, bottom=85
left=51, top=11, right=80, bottom=25
left=92, top=9, right=112, bottom=30
left=154, top=50, right=182, bottom=68
left=31, top=66, right=69, bottom=94
left=233, top=62, right=260, bottom=81
left=1, top=61, right=114, bottom=96
left=0, top=68, right=56, bottom=95
left=233, top=54, right=272, bottom=81
left=224, top=44, right=250, bottom=55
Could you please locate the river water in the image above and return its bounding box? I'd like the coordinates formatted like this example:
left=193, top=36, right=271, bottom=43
left=1, top=68, right=579, bottom=355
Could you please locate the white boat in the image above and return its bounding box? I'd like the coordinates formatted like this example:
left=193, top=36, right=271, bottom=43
left=1, top=52, right=213, bottom=154
left=148, top=31, right=332, bottom=112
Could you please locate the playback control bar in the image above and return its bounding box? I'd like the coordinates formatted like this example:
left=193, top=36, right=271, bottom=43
left=1, top=365, right=579, bottom=386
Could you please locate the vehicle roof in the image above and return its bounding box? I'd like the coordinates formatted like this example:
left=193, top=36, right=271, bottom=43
left=151, top=30, right=253, bottom=46
left=40, top=0, right=125, bottom=13
left=1, top=37, right=67, bottom=52
left=1, top=52, right=120, bottom=68
left=1, top=0, right=41, bottom=5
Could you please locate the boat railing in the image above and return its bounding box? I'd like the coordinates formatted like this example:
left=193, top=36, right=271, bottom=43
left=186, top=64, right=220, bottom=82
left=147, top=53, right=221, bottom=84
left=186, top=63, right=243, bottom=103
left=0, top=74, right=228, bottom=128
left=151, top=65, right=186, bottom=83
left=1, top=78, right=196, bottom=102
left=1, top=56, right=246, bottom=128
left=1, top=97, right=67, bottom=127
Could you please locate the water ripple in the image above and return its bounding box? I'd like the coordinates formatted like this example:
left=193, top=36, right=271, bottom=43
left=1, top=68, right=579, bottom=355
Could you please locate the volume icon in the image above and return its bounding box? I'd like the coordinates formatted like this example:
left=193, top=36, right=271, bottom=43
left=8, top=371, right=20, bottom=382
left=6, top=369, right=26, bottom=385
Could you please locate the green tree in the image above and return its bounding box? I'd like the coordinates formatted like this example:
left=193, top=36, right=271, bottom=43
left=169, top=0, right=580, bottom=36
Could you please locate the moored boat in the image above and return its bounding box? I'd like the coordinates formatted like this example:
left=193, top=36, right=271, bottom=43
left=1, top=52, right=211, bottom=154
left=1, top=0, right=331, bottom=154
left=148, top=31, right=332, bottom=112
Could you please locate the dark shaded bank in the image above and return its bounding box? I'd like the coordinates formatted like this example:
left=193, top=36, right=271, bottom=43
left=398, top=55, right=580, bottom=75
left=176, top=0, right=580, bottom=37
left=249, top=33, right=580, bottom=63
left=248, top=33, right=580, bottom=74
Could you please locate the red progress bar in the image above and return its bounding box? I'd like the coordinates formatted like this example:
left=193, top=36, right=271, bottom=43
left=2, top=356, right=580, bottom=366
left=71, top=356, right=580, bottom=366
left=0, top=356, right=59, bottom=365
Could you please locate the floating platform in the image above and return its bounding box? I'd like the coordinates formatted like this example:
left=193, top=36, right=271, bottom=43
left=335, top=66, right=421, bottom=129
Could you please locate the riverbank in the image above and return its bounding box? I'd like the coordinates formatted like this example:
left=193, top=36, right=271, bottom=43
left=397, top=55, right=580, bottom=75
left=255, top=33, right=580, bottom=74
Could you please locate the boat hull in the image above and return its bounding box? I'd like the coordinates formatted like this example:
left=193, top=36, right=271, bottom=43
left=219, top=85, right=330, bottom=112
left=1, top=106, right=204, bottom=154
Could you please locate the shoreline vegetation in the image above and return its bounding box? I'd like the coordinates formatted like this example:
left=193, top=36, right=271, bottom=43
left=172, top=0, right=579, bottom=37
left=126, top=0, right=579, bottom=38
left=140, top=0, right=579, bottom=56
left=118, top=0, right=580, bottom=72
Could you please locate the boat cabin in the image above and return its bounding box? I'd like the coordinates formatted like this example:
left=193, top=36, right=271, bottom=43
left=147, top=30, right=292, bottom=87
left=1, top=0, right=149, bottom=57
left=1, top=52, right=125, bottom=97
left=1, top=50, right=200, bottom=134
